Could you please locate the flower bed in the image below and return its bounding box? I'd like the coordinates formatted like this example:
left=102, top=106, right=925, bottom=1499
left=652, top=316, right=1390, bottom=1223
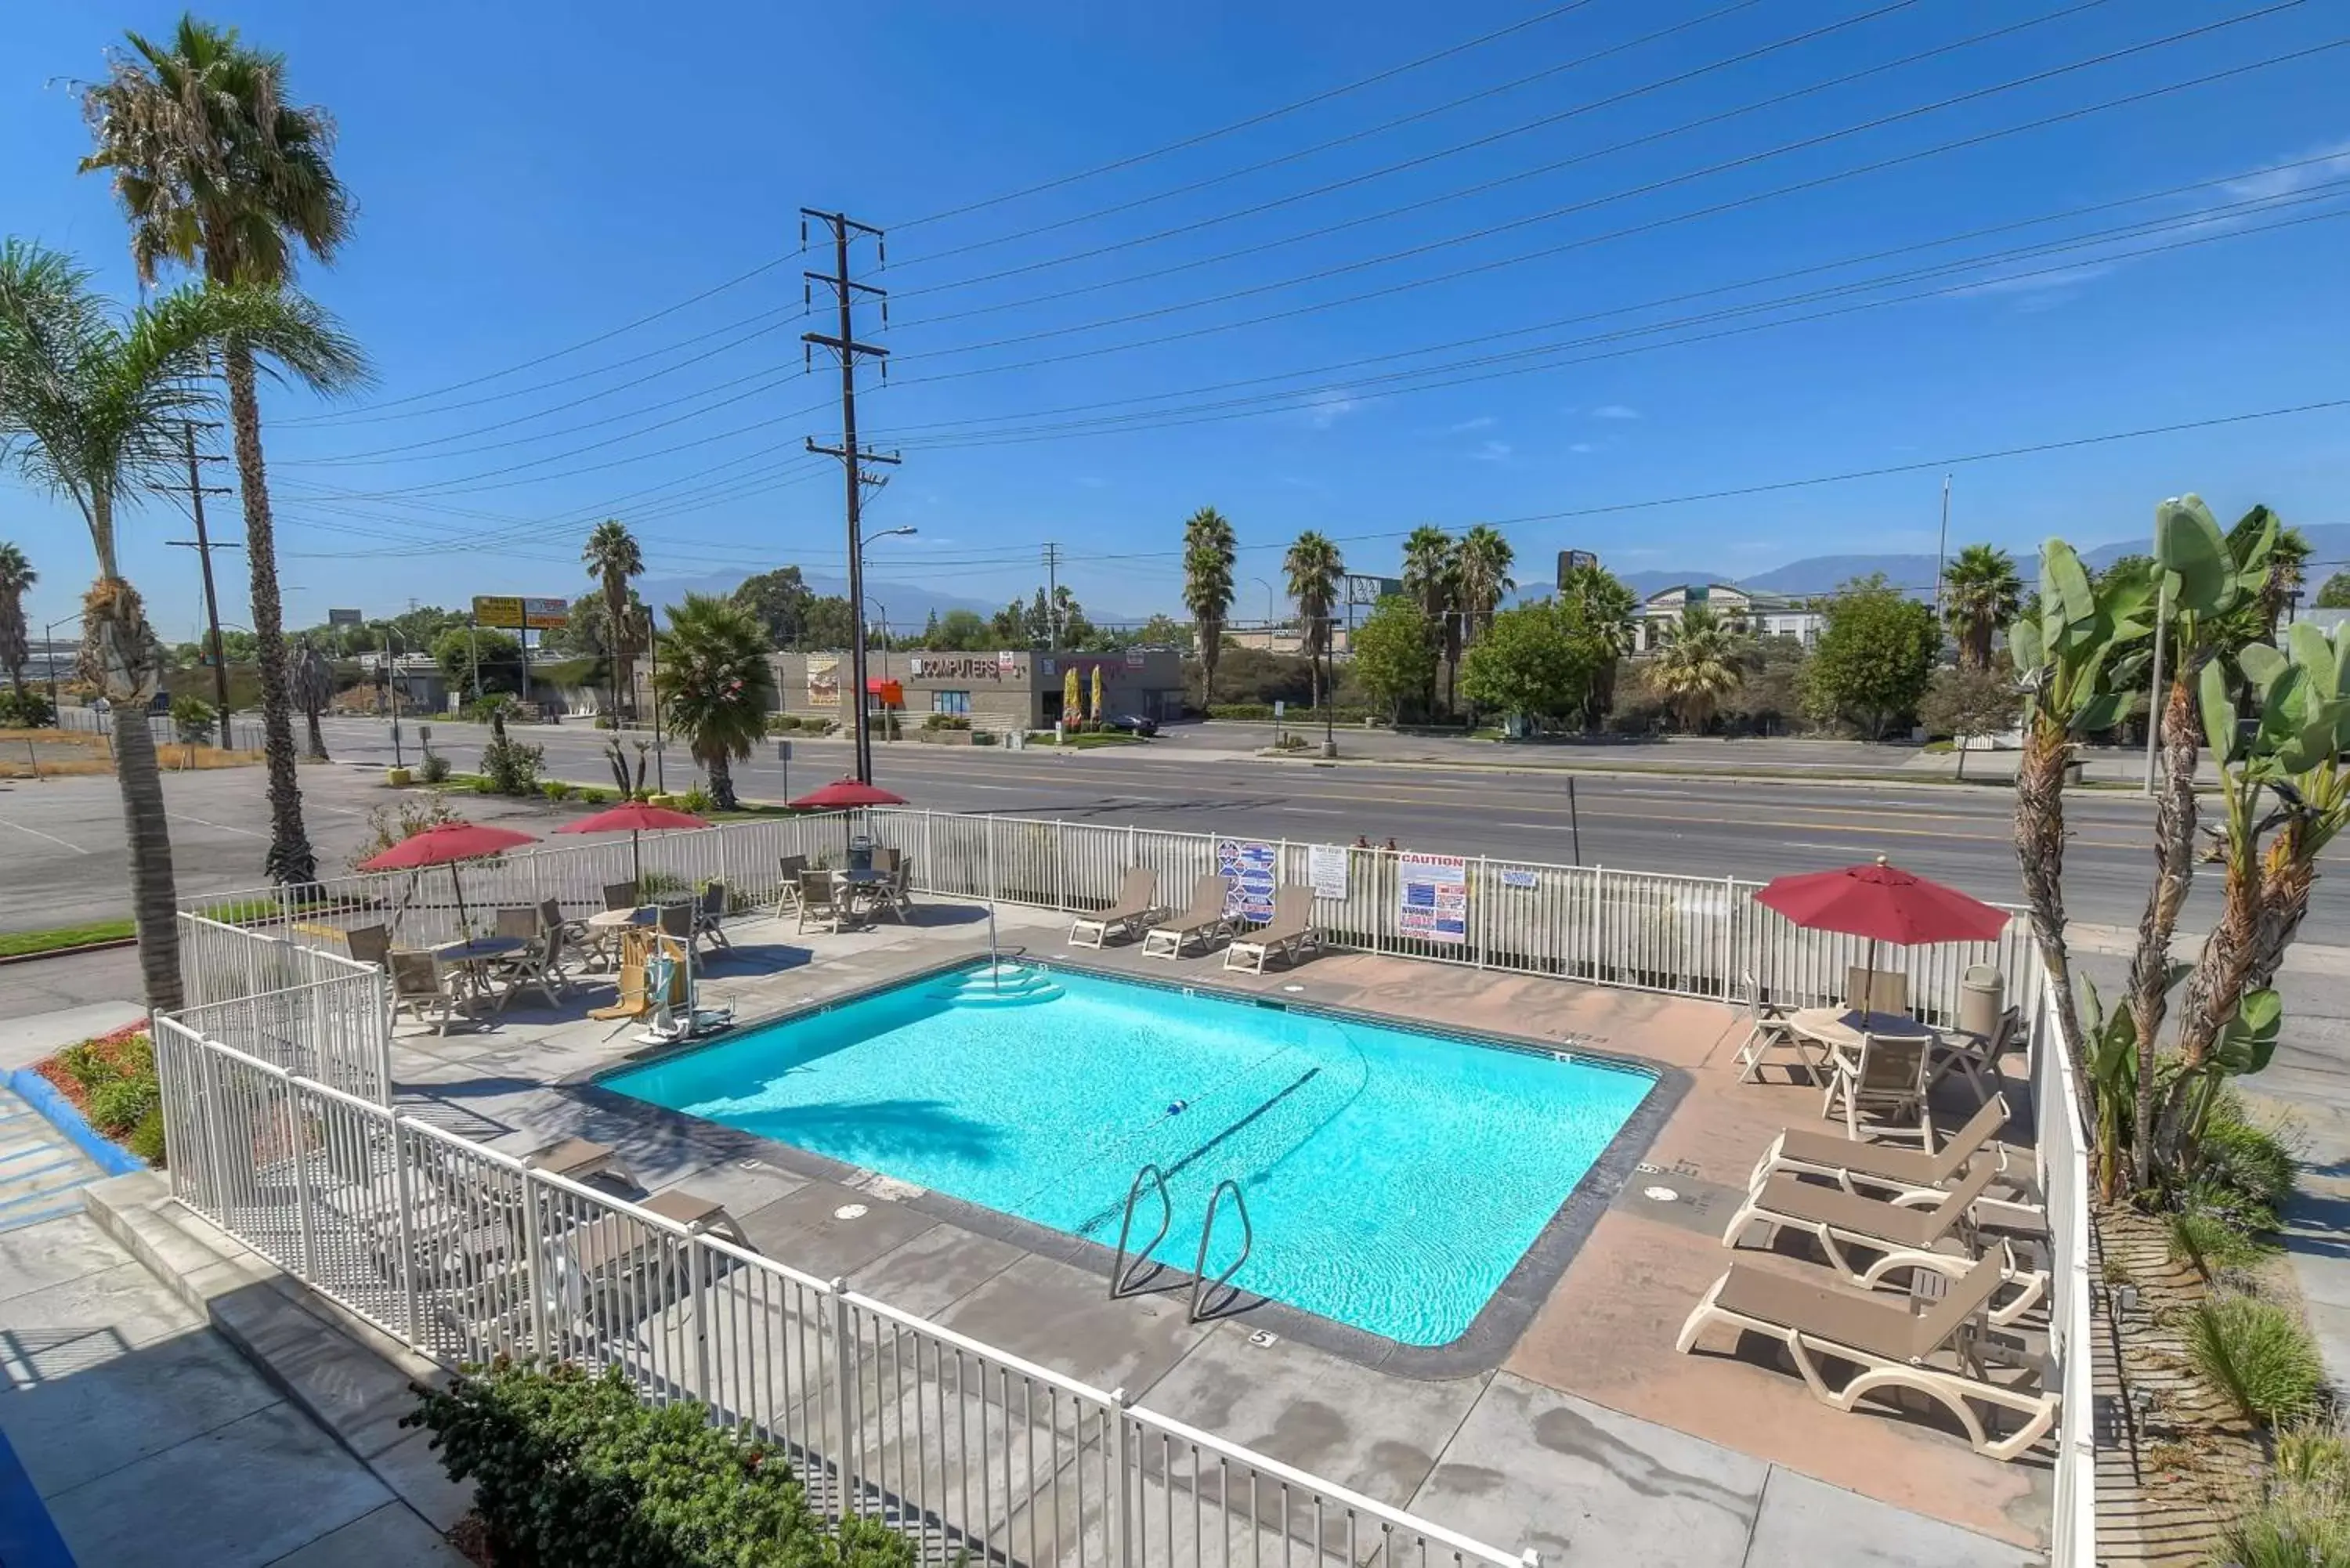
left=31, top=1022, right=164, bottom=1165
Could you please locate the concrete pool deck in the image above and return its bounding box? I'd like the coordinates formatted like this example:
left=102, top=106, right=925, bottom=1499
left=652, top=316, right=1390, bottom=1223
left=372, top=898, right=2048, bottom=1564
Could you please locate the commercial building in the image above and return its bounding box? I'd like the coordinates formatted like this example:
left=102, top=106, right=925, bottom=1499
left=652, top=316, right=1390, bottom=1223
left=642, top=646, right=1189, bottom=734
left=1632, top=583, right=1823, bottom=652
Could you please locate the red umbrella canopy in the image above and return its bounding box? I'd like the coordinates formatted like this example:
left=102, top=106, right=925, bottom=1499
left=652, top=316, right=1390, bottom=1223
left=358, top=821, right=539, bottom=873
left=551, top=802, right=711, bottom=835
left=789, top=778, right=909, bottom=809
left=1755, top=855, right=2008, bottom=945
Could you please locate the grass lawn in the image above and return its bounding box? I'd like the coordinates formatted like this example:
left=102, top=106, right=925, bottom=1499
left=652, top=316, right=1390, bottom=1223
left=0, top=919, right=137, bottom=957
left=1058, top=732, right=1146, bottom=749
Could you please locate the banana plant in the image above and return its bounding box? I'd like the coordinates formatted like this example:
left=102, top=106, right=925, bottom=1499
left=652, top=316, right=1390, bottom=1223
left=2007, top=540, right=2156, bottom=1087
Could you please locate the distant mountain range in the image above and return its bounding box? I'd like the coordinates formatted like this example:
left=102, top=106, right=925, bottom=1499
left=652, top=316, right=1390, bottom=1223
left=1607, top=523, right=2350, bottom=603
left=635, top=571, right=1036, bottom=635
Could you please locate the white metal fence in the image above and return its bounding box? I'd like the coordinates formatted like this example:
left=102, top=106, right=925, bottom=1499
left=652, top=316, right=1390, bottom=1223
left=149, top=1020, right=1531, bottom=1568
left=167, top=805, right=2088, bottom=1562
left=55, top=701, right=262, bottom=751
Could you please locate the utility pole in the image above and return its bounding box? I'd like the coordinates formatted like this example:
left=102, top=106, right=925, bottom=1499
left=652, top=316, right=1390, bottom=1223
left=164, top=421, right=237, bottom=720
left=1931, top=473, right=1952, bottom=629
left=801, top=208, right=898, bottom=786
left=1043, top=542, right=1063, bottom=649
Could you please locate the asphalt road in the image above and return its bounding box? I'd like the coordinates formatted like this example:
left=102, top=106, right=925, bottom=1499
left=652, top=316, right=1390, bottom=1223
left=298, top=714, right=2345, bottom=935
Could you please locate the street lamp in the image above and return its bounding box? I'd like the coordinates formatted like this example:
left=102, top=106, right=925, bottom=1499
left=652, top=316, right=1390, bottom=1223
left=851, top=525, right=916, bottom=782
left=40, top=613, right=77, bottom=709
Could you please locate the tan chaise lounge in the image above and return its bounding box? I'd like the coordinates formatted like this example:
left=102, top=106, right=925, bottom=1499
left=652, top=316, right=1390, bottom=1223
left=1721, top=1158, right=2045, bottom=1326
left=1676, top=1252, right=2058, bottom=1461
left=1748, top=1093, right=2013, bottom=1201
left=1070, top=866, right=1162, bottom=949
left=1224, top=886, right=1320, bottom=974
left=1140, top=874, right=1235, bottom=959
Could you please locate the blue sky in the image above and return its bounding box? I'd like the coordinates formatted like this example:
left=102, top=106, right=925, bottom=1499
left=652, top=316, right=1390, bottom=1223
left=5, top=0, right=2348, bottom=640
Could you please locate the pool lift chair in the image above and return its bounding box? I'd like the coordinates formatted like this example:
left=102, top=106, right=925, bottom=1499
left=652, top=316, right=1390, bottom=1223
left=634, top=934, right=734, bottom=1046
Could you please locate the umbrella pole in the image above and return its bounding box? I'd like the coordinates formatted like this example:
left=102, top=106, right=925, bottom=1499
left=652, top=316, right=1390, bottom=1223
left=632, top=829, right=642, bottom=891
left=451, top=863, right=470, bottom=937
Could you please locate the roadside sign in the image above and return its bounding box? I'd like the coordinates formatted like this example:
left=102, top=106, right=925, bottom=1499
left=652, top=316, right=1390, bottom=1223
left=472, top=595, right=569, bottom=630
left=327, top=608, right=362, bottom=628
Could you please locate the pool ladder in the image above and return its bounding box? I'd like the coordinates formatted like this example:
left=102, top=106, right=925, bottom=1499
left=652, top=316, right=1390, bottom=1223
left=1108, top=1163, right=1253, bottom=1324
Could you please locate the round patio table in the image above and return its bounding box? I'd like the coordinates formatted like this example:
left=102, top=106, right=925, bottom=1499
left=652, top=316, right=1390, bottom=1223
left=430, top=934, right=527, bottom=1008
left=1787, top=1006, right=1930, bottom=1055
left=583, top=906, right=654, bottom=969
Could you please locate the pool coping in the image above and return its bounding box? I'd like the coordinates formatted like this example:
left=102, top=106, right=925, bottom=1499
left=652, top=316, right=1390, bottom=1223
left=566, top=952, right=1691, bottom=1380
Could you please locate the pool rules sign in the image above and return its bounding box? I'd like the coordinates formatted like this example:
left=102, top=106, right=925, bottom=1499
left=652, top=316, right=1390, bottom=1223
left=1397, top=853, right=1469, bottom=944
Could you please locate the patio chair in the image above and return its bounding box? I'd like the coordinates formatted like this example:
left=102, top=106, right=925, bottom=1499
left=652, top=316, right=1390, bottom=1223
left=1675, top=1252, right=2058, bottom=1461
left=1140, top=875, right=1235, bottom=960
left=1224, top=887, right=1321, bottom=975
left=1930, top=1006, right=2018, bottom=1104
left=796, top=870, right=845, bottom=934
left=602, top=880, right=640, bottom=914
left=870, top=862, right=914, bottom=924
left=1719, top=1158, right=2044, bottom=1326
left=692, top=881, right=732, bottom=953
left=1846, top=964, right=1911, bottom=1016
left=870, top=845, right=901, bottom=876
left=656, top=899, right=694, bottom=945
left=1069, top=866, right=1162, bottom=948
left=775, top=855, right=808, bottom=914
left=342, top=923, right=391, bottom=969
left=1734, top=969, right=1815, bottom=1084
left=1750, top=1093, right=2014, bottom=1201
left=491, top=909, right=573, bottom=1011
left=588, top=933, right=650, bottom=1022
left=1821, top=1029, right=1935, bottom=1147
left=389, top=950, right=464, bottom=1035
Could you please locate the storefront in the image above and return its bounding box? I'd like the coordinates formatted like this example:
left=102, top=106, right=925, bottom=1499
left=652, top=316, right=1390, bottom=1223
left=754, top=647, right=1187, bottom=732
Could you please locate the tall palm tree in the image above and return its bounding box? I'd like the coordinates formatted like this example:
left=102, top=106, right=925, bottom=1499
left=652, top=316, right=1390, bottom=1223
left=2257, top=523, right=2310, bottom=638
left=1940, top=544, right=2023, bottom=670
left=82, top=16, right=363, bottom=887
left=1454, top=525, right=1515, bottom=638
left=0, top=241, right=283, bottom=1010
left=1401, top=525, right=1457, bottom=717
left=582, top=519, right=644, bottom=720
left=0, top=541, right=34, bottom=692
left=1181, top=507, right=1236, bottom=706
left=1558, top=560, right=1636, bottom=729
left=1282, top=531, right=1345, bottom=713
left=1649, top=605, right=1745, bottom=732
left=654, top=593, right=776, bottom=811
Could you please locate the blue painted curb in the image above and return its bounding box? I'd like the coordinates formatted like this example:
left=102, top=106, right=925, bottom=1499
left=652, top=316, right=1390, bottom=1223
left=3, top=1068, right=143, bottom=1179
left=0, top=1424, right=77, bottom=1567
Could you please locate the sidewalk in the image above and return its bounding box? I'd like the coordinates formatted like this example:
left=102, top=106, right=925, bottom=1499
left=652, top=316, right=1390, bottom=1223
left=0, top=1208, right=463, bottom=1566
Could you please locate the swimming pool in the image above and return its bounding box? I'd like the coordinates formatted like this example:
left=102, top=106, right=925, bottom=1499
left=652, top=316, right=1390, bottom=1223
left=601, top=963, right=1655, bottom=1346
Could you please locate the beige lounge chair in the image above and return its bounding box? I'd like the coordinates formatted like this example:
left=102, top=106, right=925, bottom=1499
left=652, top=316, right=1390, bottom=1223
left=522, top=1136, right=630, bottom=1185
left=1069, top=866, right=1162, bottom=949
left=1822, top=1028, right=1935, bottom=1147
left=1224, top=887, right=1320, bottom=974
left=1676, top=1252, right=2058, bottom=1461
left=1140, top=874, right=1235, bottom=959
left=1734, top=969, right=1816, bottom=1084
left=796, top=870, right=846, bottom=934
left=1750, top=1093, right=2013, bottom=1201
left=389, top=950, right=464, bottom=1035
left=1721, top=1158, right=2044, bottom=1326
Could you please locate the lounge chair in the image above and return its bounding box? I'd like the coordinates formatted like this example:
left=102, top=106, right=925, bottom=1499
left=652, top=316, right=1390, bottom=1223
left=1140, top=874, right=1235, bottom=959
left=1720, top=1158, right=2044, bottom=1326
left=522, top=1136, right=630, bottom=1185
left=1675, top=1252, right=2058, bottom=1461
left=796, top=870, right=845, bottom=934
left=692, top=881, right=732, bottom=953
left=1224, top=886, right=1320, bottom=974
left=775, top=855, right=808, bottom=914
left=1821, top=1028, right=1935, bottom=1147
left=1751, top=1093, right=2013, bottom=1201
left=389, top=950, right=465, bottom=1035
left=1069, top=866, right=1162, bottom=949
left=1846, top=964, right=1911, bottom=1016
left=603, top=880, right=640, bottom=914
left=1734, top=969, right=1815, bottom=1084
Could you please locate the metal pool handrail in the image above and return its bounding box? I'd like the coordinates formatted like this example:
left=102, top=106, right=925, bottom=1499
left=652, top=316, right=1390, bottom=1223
left=1112, top=1161, right=1173, bottom=1298
left=1191, top=1177, right=1253, bottom=1323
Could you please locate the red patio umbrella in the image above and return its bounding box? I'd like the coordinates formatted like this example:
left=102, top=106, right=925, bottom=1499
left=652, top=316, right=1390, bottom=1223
left=1755, top=854, right=2008, bottom=1005
left=359, top=821, right=539, bottom=933
left=788, top=778, right=909, bottom=809
left=551, top=800, right=710, bottom=885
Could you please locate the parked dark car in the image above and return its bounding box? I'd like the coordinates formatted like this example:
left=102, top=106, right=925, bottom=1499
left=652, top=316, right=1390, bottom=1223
left=1101, top=713, right=1159, bottom=736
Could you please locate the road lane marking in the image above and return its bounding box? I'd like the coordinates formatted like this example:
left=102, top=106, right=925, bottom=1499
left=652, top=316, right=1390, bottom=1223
left=169, top=813, right=266, bottom=838
left=0, top=817, right=89, bottom=854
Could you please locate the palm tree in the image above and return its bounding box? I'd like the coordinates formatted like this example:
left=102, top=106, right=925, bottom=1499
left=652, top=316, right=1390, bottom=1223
left=1401, top=526, right=1457, bottom=717
left=287, top=638, right=333, bottom=761
left=1649, top=605, right=1745, bottom=732
left=1940, top=544, right=2023, bottom=670
left=1282, top=531, right=1345, bottom=713
left=0, top=241, right=274, bottom=1010
left=1558, top=560, right=1636, bottom=729
left=654, top=593, right=776, bottom=811
left=1181, top=507, right=1236, bottom=706
left=2258, top=523, right=2310, bottom=637
left=82, top=16, right=363, bottom=887
left=1454, top=525, right=1515, bottom=638
left=0, top=541, right=34, bottom=692
left=583, top=519, right=644, bottom=720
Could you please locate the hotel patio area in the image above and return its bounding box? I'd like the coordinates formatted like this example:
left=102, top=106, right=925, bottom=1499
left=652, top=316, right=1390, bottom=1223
left=340, top=893, right=2051, bottom=1566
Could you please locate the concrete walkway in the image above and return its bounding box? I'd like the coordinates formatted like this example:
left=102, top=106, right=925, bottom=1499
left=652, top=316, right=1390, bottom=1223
left=0, top=1082, right=107, bottom=1234
left=0, top=1209, right=463, bottom=1567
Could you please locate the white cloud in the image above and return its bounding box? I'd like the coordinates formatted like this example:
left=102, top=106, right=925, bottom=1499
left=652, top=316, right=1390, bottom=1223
left=1446, top=415, right=1499, bottom=433
left=1470, top=440, right=1513, bottom=463
left=1300, top=389, right=1360, bottom=429
left=1568, top=442, right=1598, bottom=454
left=1957, top=263, right=2116, bottom=298
left=2225, top=143, right=2350, bottom=201
left=1590, top=404, right=1640, bottom=421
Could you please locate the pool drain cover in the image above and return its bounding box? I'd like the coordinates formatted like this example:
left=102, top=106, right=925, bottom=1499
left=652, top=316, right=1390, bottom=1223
left=1642, top=1185, right=1682, bottom=1204
left=833, top=1203, right=870, bottom=1220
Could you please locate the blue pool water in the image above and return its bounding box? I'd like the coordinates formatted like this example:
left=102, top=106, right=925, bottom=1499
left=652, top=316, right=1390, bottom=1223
left=602, top=963, right=1654, bottom=1345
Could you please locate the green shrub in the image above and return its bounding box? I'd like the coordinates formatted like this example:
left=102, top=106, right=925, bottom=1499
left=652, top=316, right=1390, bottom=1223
left=971, top=729, right=997, bottom=745
left=480, top=735, right=544, bottom=795
left=540, top=779, right=576, bottom=803
left=767, top=714, right=803, bottom=733
left=1207, top=703, right=1276, bottom=721
left=169, top=692, right=217, bottom=746
left=576, top=786, right=610, bottom=805
left=678, top=784, right=714, bottom=814
left=921, top=713, right=971, bottom=731
left=594, top=711, right=618, bottom=729
left=38, top=1027, right=163, bottom=1165
left=640, top=871, right=689, bottom=898
left=126, top=1105, right=167, bottom=1165
left=418, top=751, right=452, bottom=785
left=0, top=688, right=56, bottom=727
left=2169, top=1209, right=2269, bottom=1277
left=403, top=1361, right=916, bottom=1568
left=87, top=1075, right=157, bottom=1136
left=470, top=775, right=498, bottom=795
left=2197, top=1100, right=2298, bottom=1229
left=2186, top=1295, right=2326, bottom=1426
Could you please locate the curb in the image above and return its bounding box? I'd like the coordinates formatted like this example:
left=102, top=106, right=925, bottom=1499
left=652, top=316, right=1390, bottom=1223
left=0, top=936, right=138, bottom=966
left=4, top=1064, right=145, bottom=1177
